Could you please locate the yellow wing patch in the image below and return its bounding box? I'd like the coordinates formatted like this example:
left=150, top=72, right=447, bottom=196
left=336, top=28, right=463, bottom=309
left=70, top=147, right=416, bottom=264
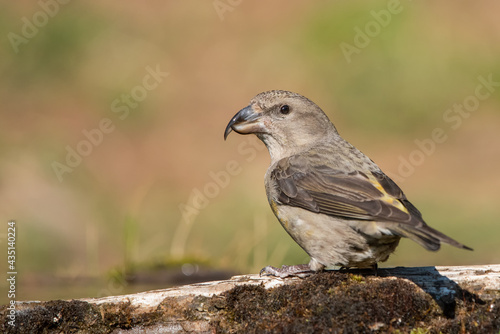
left=367, top=174, right=409, bottom=215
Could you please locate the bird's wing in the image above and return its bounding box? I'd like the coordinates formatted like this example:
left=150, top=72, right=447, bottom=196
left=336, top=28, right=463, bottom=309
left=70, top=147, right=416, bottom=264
left=270, top=154, right=472, bottom=251
left=271, top=155, right=422, bottom=224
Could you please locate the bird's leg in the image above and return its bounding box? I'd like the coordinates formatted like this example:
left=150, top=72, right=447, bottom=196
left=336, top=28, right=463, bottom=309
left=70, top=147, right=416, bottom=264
left=259, top=264, right=315, bottom=278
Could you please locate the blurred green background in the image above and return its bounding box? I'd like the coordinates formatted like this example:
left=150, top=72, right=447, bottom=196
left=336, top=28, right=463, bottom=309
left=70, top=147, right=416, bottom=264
left=1, top=1, right=499, bottom=303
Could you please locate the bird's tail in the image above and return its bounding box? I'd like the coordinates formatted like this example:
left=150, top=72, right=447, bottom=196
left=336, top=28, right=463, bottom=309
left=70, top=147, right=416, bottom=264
left=394, top=223, right=473, bottom=252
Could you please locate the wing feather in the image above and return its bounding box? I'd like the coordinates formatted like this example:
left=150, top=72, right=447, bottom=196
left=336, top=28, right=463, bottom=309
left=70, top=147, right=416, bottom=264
left=268, top=149, right=471, bottom=251
left=271, top=156, right=419, bottom=224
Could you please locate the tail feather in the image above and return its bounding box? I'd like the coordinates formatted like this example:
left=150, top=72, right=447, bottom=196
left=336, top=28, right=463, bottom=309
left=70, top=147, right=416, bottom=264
left=393, top=223, right=473, bottom=252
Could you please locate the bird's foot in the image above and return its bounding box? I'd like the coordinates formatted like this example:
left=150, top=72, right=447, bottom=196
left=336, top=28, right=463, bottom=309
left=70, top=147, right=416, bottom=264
left=259, top=264, right=315, bottom=278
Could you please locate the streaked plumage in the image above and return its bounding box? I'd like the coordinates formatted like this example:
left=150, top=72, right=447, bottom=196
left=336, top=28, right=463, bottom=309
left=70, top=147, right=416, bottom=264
left=224, top=90, right=471, bottom=277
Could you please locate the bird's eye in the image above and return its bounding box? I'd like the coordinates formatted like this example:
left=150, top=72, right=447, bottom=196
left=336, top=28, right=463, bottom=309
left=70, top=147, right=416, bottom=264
left=280, top=105, right=290, bottom=115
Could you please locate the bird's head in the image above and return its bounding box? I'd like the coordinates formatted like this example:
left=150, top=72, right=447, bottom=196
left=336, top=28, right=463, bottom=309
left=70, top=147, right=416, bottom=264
left=224, top=90, right=338, bottom=160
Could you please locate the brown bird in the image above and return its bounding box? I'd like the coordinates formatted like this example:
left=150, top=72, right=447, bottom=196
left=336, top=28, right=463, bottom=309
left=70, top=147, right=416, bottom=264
left=224, top=90, right=472, bottom=277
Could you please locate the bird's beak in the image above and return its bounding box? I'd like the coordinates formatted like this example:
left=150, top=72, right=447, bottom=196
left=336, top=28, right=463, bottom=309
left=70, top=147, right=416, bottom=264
left=224, top=105, right=264, bottom=140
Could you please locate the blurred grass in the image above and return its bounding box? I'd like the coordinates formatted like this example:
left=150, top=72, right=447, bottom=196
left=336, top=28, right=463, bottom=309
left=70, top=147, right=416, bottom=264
left=1, top=7, right=106, bottom=89
left=297, top=2, right=500, bottom=135
left=0, top=1, right=499, bottom=303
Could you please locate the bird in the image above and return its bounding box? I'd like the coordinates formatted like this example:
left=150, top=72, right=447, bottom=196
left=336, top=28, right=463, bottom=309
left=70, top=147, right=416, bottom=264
left=224, top=90, right=472, bottom=278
